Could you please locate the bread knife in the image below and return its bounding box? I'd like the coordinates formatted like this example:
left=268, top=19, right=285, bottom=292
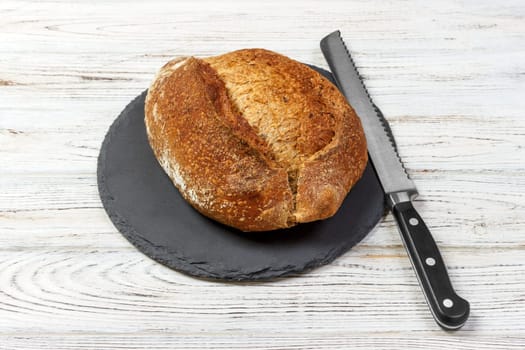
left=320, top=30, right=469, bottom=330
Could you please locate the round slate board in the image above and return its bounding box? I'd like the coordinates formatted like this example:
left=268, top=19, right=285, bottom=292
left=97, top=65, right=385, bottom=281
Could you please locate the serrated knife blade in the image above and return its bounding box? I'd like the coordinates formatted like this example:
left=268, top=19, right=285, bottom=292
left=320, top=31, right=416, bottom=203
left=321, top=30, right=469, bottom=330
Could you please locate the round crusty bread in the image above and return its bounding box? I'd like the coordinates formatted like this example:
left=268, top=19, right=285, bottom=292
left=144, top=49, right=367, bottom=232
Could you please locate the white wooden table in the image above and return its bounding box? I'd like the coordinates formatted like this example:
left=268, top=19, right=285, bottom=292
left=1, top=0, right=525, bottom=349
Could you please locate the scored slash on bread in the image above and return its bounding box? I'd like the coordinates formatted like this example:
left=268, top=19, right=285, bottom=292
left=145, top=49, right=367, bottom=232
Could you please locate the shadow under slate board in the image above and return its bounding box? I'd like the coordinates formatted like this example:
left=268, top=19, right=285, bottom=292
left=97, top=65, right=387, bottom=281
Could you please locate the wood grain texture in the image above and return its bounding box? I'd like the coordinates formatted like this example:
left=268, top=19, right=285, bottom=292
left=1, top=0, right=525, bottom=349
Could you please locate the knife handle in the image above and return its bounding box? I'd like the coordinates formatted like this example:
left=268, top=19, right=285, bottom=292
left=392, top=201, right=470, bottom=330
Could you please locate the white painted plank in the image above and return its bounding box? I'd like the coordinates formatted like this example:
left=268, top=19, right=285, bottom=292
left=1, top=173, right=524, bottom=249
left=1, top=334, right=524, bottom=350
left=2, top=112, right=524, bottom=173
left=0, top=249, right=520, bottom=334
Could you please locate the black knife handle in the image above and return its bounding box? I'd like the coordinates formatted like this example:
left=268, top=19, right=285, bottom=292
left=392, top=201, right=470, bottom=330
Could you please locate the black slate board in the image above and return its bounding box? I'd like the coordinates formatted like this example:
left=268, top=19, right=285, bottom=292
left=97, top=65, right=386, bottom=281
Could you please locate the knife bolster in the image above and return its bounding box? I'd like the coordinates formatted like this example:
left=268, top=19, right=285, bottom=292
left=387, top=190, right=418, bottom=208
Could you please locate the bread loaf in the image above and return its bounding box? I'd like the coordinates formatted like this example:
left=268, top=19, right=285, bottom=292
left=145, top=49, right=367, bottom=232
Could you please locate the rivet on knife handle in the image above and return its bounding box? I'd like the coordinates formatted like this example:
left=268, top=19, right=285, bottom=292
left=320, top=30, right=470, bottom=329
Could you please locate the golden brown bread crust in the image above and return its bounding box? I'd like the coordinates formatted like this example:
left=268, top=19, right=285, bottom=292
left=145, top=49, right=367, bottom=231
